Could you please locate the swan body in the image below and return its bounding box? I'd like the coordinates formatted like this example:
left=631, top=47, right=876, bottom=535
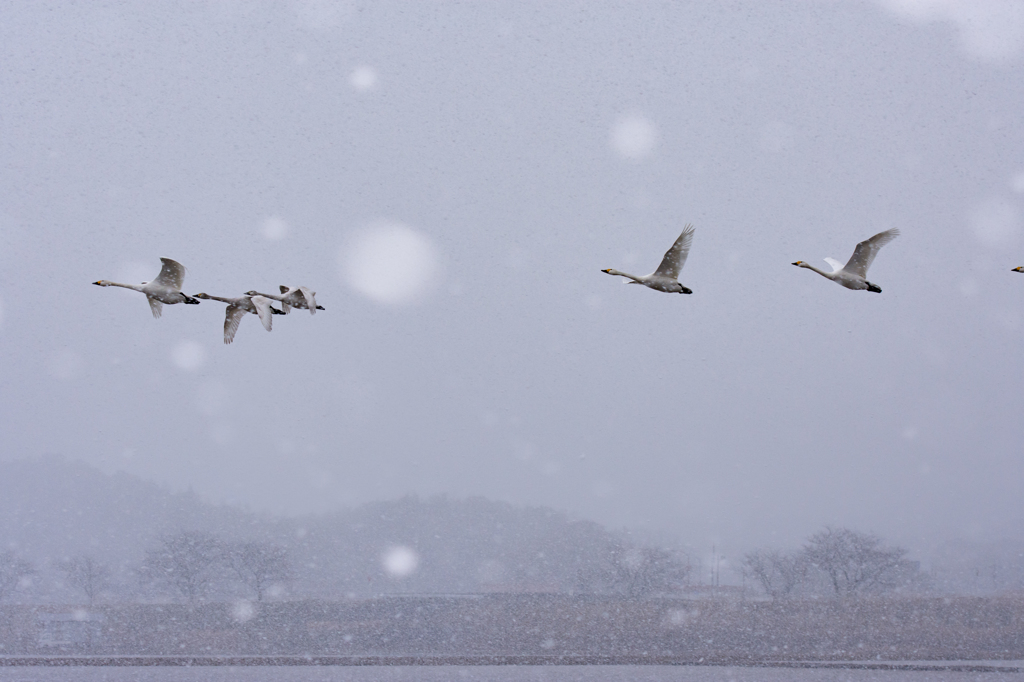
left=193, top=293, right=284, bottom=344
left=602, top=225, right=695, bottom=294
left=244, top=286, right=324, bottom=315
left=792, top=228, right=900, bottom=293
left=93, top=257, right=200, bottom=318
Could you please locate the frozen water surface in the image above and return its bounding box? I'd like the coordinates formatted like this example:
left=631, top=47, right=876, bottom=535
left=1, top=664, right=1023, bottom=682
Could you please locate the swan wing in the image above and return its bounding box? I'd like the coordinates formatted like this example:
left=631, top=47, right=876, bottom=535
left=823, top=257, right=845, bottom=273
left=843, top=228, right=899, bottom=278
left=277, top=285, right=293, bottom=314
left=153, top=258, right=186, bottom=290
left=297, top=286, right=317, bottom=315
left=250, top=295, right=275, bottom=331
left=653, top=225, right=695, bottom=280
left=148, top=297, right=163, bottom=319
left=223, top=304, right=246, bottom=344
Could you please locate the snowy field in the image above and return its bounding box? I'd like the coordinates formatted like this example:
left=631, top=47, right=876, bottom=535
left=2, top=665, right=1024, bottom=682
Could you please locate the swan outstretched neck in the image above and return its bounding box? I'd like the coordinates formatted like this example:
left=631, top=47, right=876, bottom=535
left=194, top=293, right=283, bottom=344
left=244, top=286, right=323, bottom=315
left=792, top=228, right=899, bottom=293
left=93, top=257, right=200, bottom=318
left=602, top=225, right=695, bottom=294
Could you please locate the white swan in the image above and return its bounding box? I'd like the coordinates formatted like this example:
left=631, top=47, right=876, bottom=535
left=243, top=286, right=324, bottom=315
left=792, top=228, right=900, bottom=293
left=602, top=225, right=695, bottom=294
left=193, top=293, right=284, bottom=344
left=93, top=258, right=200, bottom=318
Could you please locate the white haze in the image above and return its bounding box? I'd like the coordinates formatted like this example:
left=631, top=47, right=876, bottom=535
left=0, top=1, right=1022, bottom=571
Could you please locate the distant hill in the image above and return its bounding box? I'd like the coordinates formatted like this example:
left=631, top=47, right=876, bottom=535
left=0, top=456, right=664, bottom=603
left=293, top=495, right=628, bottom=597
left=0, top=455, right=275, bottom=600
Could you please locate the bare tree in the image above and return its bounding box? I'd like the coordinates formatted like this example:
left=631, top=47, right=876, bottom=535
left=59, top=555, right=110, bottom=605
left=610, top=545, right=690, bottom=598
left=141, top=531, right=223, bottom=604
left=802, top=527, right=911, bottom=597
left=742, top=548, right=806, bottom=600
left=224, top=541, right=290, bottom=601
left=0, top=550, right=34, bottom=602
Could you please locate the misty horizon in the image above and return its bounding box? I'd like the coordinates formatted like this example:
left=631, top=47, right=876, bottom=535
left=2, top=0, right=1024, bottom=606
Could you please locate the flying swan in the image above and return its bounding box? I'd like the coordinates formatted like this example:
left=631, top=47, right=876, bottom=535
left=244, top=286, right=324, bottom=315
left=193, top=293, right=284, bottom=344
left=93, top=257, right=200, bottom=318
left=602, top=225, right=696, bottom=294
left=792, top=228, right=900, bottom=293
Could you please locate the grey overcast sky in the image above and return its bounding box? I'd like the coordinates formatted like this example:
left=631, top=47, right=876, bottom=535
left=1, top=0, right=1023, bottom=561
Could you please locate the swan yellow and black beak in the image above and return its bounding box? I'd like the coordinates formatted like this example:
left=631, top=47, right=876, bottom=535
left=1013, top=266, right=1023, bottom=272
left=601, top=268, right=612, bottom=273
left=791, top=261, right=803, bottom=266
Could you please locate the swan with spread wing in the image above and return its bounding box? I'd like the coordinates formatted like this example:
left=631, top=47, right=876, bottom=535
left=93, top=258, right=200, bottom=317
left=244, top=286, right=324, bottom=314
left=792, top=229, right=900, bottom=293
left=193, top=293, right=284, bottom=344
left=602, top=225, right=696, bottom=294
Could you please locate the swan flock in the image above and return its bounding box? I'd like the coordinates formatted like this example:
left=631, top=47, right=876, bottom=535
left=601, top=226, right=908, bottom=296
left=96, top=228, right=1018, bottom=342
left=93, top=258, right=323, bottom=344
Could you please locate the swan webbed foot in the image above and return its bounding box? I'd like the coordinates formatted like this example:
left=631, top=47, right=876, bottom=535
left=271, top=307, right=285, bottom=315
left=316, top=305, right=325, bottom=310
left=183, top=295, right=200, bottom=304
left=680, top=287, right=693, bottom=294
left=866, top=283, right=882, bottom=293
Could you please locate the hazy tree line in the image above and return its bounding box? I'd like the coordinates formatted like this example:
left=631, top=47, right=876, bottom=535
left=5, top=524, right=1016, bottom=605
left=5, top=460, right=1020, bottom=603
left=0, top=529, right=691, bottom=605
left=574, top=544, right=691, bottom=598
left=0, top=550, right=34, bottom=602
left=742, top=527, right=926, bottom=600
left=0, top=533, right=290, bottom=605
left=138, top=532, right=292, bottom=605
